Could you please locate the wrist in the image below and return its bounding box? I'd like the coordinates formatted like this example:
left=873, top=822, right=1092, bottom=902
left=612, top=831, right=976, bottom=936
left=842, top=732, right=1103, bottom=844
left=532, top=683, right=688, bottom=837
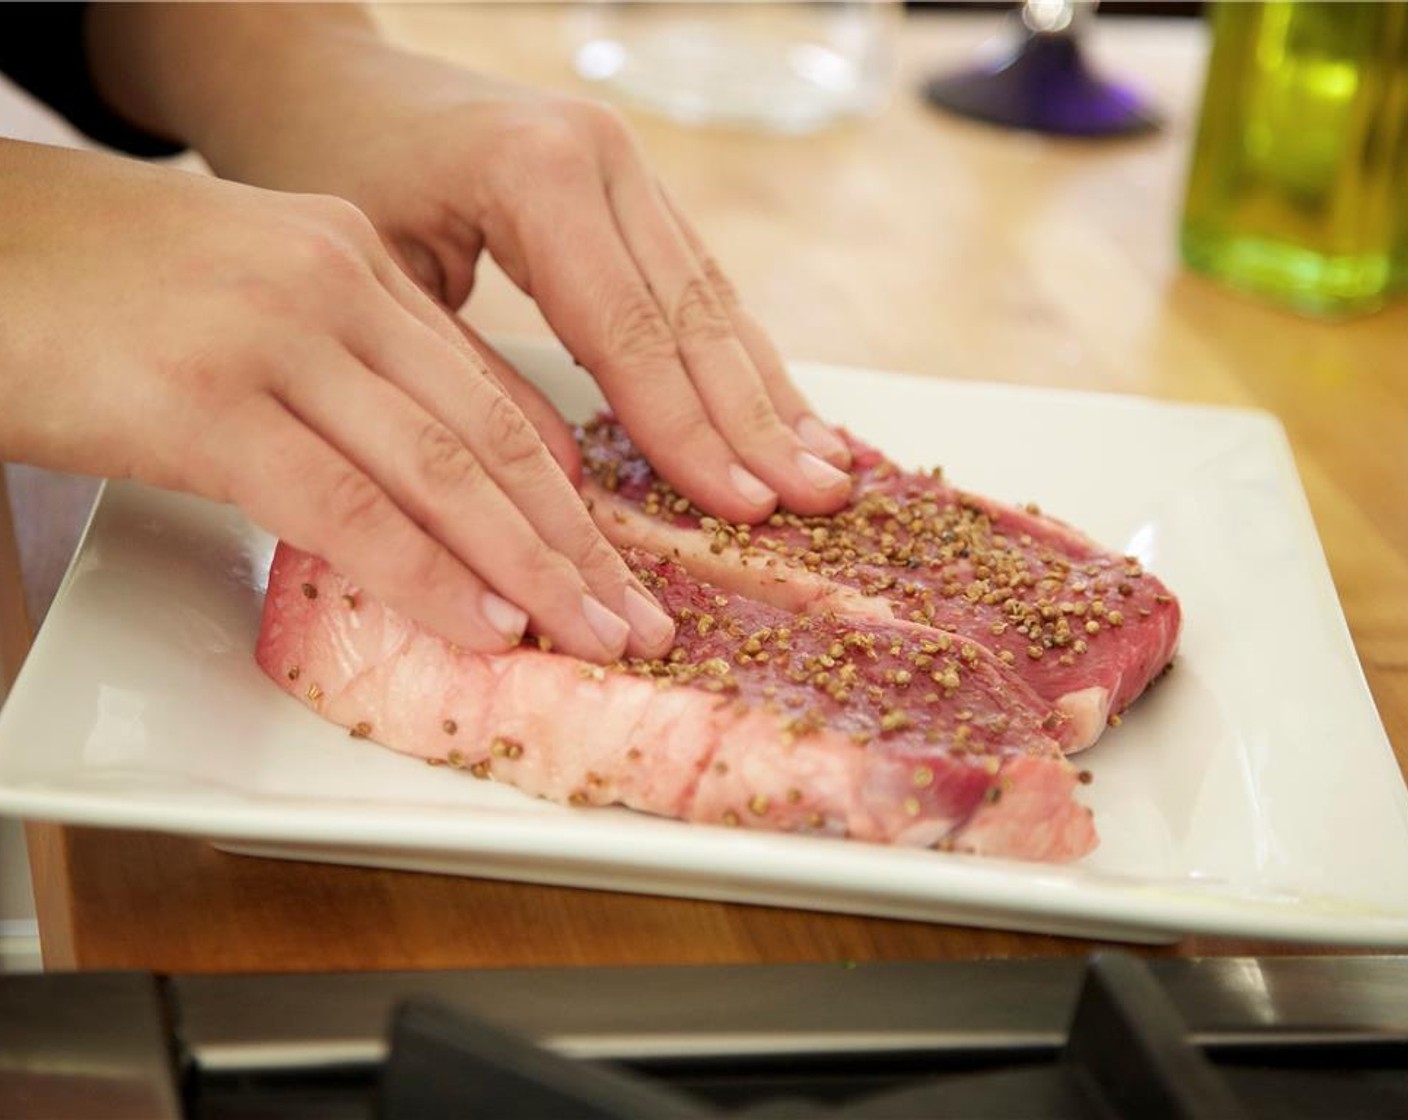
left=86, top=4, right=384, bottom=167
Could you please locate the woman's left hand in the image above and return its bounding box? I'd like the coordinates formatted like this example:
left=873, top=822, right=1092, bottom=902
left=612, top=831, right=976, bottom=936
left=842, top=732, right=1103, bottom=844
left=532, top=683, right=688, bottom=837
left=91, top=5, right=854, bottom=524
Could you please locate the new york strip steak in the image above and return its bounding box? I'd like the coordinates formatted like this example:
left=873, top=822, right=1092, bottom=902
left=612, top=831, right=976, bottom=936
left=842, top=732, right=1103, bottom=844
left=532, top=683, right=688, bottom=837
left=257, top=544, right=1096, bottom=861
left=579, top=419, right=1181, bottom=752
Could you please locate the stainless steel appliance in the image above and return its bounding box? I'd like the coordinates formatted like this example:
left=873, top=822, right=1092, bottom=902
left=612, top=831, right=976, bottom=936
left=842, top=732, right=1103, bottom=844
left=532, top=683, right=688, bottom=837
left=4, top=954, right=1408, bottom=1118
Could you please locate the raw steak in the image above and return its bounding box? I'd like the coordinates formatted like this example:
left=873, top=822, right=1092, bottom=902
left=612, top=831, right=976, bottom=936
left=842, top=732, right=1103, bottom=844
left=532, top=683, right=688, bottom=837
left=256, top=543, right=1096, bottom=861
left=578, top=419, right=1181, bottom=752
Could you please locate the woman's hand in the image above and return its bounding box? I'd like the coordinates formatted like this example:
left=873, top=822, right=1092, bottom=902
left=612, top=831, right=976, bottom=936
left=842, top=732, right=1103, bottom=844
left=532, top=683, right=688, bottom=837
left=0, top=141, right=674, bottom=662
left=87, top=4, right=855, bottom=526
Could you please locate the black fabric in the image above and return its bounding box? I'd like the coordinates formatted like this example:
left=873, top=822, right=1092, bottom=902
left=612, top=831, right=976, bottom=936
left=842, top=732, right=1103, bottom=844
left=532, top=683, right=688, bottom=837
left=0, top=2, right=184, bottom=157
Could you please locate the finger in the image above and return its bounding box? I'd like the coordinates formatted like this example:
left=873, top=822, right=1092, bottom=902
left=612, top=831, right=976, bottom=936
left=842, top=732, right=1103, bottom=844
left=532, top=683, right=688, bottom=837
left=500, top=173, right=783, bottom=525
left=391, top=237, right=449, bottom=305
left=220, top=395, right=528, bottom=654
left=349, top=273, right=675, bottom=658
left=374, top=244, right=584, bottom=482
left=455, top=319, right=584, bottom=485
left=663, top=191, right=851, bottom=469
left=273, top=340, right=639, bottom=663
left=388, top=230, right=481, bottom=313
left=604, top=164, right=851, bottom=514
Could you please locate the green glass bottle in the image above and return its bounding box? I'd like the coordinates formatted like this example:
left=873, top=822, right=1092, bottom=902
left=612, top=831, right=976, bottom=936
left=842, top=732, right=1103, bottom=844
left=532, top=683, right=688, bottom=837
left=1180, top=2, right=1408, bottom=318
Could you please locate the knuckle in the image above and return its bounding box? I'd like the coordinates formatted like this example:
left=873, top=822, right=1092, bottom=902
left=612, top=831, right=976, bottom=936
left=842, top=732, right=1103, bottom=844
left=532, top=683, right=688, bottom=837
left=415, top=421, right=482, bottom=492
left=482, top=393, right=542, bottom=470
left=403, top=538, right=465, bottom=602
left=518, top=537, right=571, bottom=593
left=285, top=227, right=366, bottom=287
left=492, top=114, right=594, bottom=182
left=310, top=194, right=378, bottom=242
left=280, top=197, right=379, bottom=283
left=672, top=276, right=734, bottom=344
left=570, top=97, right=633, bottom=151
left=734, top=389, right=786, bottom=442
left=569, top=95, right=624, bottom=130
left=161, top=342, right=230, bottom=404
left=324, top=467, right=394, bottom=538
left=644, top=394, right=711, bottom=443
left=575, top=527, right=624, bottom=577
left=700, top=255, right=741, bottom=308
left=606, top=289, right=677, bottom=366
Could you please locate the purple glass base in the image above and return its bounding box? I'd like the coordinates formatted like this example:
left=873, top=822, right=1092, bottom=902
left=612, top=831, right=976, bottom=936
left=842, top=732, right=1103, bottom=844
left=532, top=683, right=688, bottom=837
left=923, top=30, right=1160, bottom=138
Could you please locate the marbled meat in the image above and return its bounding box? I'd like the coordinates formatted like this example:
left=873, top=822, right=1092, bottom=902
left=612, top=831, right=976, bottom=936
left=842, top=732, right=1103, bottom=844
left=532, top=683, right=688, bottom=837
left=257, top=543, right=1096, bottom=861
left=578, top=418, right=1180, bottom=752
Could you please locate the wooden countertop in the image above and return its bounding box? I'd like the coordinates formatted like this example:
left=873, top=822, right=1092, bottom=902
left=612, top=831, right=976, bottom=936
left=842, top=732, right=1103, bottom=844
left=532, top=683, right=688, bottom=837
left=3, top=7, right=1406, bottom=972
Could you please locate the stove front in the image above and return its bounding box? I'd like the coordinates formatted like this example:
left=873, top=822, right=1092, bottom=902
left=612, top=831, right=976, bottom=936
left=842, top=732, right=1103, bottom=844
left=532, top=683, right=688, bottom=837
left=3, top=954, right=1407, bottom=1118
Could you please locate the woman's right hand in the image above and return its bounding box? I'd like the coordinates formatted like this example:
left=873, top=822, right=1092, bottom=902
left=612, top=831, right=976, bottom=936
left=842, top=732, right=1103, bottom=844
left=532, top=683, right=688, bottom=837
left=0, top=140, right=675, bottom=662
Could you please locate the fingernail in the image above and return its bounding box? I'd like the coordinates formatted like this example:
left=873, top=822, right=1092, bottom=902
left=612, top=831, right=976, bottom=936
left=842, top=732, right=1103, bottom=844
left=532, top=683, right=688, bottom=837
left=582, top=593, right=630, bottom=653
left=796, top=414, right=851, bottom=467
left=624, top=585, right=675, bottom=651
left=482, top=591, right=529, bottom=642
left=728, top=463, right=777, bottom=508
left=796, top=449, right=852, bottom=492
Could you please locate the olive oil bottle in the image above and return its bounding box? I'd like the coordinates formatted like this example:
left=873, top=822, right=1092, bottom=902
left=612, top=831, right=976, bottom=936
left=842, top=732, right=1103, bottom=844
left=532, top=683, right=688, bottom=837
left=1181, top=3, right=1408, bottom=317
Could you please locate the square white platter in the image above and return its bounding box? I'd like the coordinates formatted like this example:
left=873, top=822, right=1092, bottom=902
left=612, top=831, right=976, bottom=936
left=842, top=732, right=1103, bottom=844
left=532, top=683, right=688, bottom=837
left=2, top=338, right=1406, bottom=945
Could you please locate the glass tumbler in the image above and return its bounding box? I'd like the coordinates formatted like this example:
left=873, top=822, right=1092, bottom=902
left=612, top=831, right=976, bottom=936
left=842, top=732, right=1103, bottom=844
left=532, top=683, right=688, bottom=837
left=570, top=1, right=900, bottom=135
left=1180, top=2, right=1408, bottom=317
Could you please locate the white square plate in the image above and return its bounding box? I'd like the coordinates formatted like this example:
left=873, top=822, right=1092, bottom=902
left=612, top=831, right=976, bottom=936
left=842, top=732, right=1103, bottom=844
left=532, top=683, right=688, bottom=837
left=3, top=340, right=1406, bottom=945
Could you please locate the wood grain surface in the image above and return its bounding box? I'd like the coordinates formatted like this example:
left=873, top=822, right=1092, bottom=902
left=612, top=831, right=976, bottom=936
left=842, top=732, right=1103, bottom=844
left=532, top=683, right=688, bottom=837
left=3, top=7, right=1406, bottom=972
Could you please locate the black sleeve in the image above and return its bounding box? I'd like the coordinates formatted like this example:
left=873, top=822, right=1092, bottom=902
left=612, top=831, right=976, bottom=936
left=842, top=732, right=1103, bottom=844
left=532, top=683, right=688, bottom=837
left=0, top=2, right=184, bottom=157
